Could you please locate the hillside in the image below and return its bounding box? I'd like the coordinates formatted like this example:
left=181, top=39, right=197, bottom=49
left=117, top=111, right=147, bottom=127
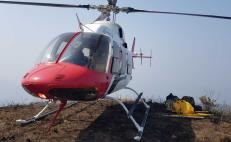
left=0, top=100, right=231, bottom=142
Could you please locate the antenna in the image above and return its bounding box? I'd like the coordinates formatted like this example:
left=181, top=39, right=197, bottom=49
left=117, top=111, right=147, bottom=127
left=113, top=13, right=117, bottom=22
left=76, top=13, right=95, bottom=32
left=76, top=13, right=83, bottom=32
left=150, top=50, right=152, bottom=67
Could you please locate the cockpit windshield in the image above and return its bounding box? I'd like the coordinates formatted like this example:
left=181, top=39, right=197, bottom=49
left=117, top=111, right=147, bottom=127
left=37, top=33, right=75, bottom=63
left=59, top=33, right=110, bottom=73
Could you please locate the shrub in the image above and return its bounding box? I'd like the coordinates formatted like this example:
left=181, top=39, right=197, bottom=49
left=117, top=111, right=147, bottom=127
left=199, top=95, right=216, bottom=112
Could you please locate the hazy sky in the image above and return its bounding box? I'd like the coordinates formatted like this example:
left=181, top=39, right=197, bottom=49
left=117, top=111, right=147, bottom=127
left=0, top=0, right=230, bottom=105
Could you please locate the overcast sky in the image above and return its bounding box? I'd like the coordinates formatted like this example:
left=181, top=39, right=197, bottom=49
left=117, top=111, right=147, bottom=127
left=0, top=0, right=230, bottom=105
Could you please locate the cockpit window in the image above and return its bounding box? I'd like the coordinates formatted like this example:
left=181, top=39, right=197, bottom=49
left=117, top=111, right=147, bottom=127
left=59, top=33, right=110, bottom=72
left=37, top=33, right=75, bottom=63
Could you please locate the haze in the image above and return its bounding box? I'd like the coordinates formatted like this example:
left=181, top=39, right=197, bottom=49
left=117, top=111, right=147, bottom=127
left=0, top=0, right=230, bottom=105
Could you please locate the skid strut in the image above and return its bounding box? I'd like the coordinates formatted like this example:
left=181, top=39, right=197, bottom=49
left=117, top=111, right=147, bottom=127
left=48, top=100, right=67, bottom=132
left=16, top=101, right=77, bottom=126
left=105, top=87, right=150, bottom=141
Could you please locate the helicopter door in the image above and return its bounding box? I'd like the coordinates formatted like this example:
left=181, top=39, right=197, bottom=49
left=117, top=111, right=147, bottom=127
left=92, top=35, right=110, bottom=72
left=111, top=41, right=122, bottom=74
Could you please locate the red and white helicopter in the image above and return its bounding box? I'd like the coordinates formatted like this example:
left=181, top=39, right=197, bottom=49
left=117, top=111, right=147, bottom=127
left=0, top=0, right=231, bottom=141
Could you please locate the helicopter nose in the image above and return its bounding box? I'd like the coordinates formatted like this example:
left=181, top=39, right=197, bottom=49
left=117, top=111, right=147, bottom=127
left=21, top=64, right=65, bottom=99
left=22, top=82, right=49, bottom=99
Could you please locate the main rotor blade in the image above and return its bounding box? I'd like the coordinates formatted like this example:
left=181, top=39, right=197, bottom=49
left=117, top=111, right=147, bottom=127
left=0, top=1, right=90, bottom=9
left=122, top=7, right=231, bottom=20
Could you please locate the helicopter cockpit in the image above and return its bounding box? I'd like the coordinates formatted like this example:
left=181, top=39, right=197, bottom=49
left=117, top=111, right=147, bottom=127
left=37, top=32, right=111, bottom=73
left=37, top=33, right=74, bottom=63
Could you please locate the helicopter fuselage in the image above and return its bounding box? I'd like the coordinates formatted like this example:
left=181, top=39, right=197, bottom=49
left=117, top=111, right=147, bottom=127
left=22, top=21, right=133, bottom=101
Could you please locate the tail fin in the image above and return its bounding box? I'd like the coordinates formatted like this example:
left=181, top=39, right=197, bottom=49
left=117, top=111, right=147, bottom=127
left=131, top=37, right=136, bottom=53
left=131, top=37, right=152, bottom=67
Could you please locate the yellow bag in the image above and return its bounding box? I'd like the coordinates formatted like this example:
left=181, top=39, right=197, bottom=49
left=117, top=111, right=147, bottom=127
left=173, top=100, right=194, bottom=114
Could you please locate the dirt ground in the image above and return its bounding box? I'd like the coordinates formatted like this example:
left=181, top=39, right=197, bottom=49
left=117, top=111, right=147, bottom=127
left=0, top=100, right=231, bottom=142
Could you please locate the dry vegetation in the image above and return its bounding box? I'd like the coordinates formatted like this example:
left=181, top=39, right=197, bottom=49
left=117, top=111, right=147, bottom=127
left=200, top=95, right=231, bottom=124
left=0, top=100, right=231, bottom=142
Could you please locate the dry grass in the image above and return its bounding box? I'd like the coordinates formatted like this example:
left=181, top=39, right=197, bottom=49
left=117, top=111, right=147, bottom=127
left=199, top=95, right=231, bottom=124
left=1, top=100, right=231, bottom=142
left=211, top=103, right=231, bottom=123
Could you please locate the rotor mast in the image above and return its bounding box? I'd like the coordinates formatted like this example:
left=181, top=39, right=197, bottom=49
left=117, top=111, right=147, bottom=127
left=93, top=0, right=119, bottom=22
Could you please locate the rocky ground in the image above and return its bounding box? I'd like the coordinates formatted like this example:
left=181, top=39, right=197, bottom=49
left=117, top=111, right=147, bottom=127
left=0, top=100, right=231, bottom=142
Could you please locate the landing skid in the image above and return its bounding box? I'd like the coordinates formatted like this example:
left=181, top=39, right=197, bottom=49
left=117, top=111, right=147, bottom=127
left=16, top=101, right=77, bottom=126
left=104, top=87, right=150, bottom=141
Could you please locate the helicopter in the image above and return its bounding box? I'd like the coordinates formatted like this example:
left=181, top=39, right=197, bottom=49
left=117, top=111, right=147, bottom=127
left=0, top=0, right=231, bottom=141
